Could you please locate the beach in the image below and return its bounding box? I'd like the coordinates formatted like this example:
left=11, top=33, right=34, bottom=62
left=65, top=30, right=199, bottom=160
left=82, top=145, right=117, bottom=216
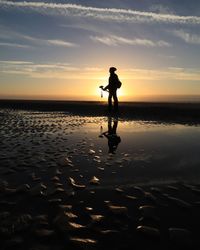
left=0, top=99, right=200, bottom=124
left=0, top=101, right=200, bottom=249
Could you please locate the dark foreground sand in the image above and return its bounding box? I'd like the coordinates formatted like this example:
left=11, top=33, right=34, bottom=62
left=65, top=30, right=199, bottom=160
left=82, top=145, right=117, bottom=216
left=0, top=104, right=200, bottom=250
left=1, top=179, right=200, bottom=250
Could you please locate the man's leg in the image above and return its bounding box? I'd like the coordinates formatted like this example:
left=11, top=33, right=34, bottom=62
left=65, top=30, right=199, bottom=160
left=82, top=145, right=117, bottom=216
left=108, top=93, right=112, bottom=112
left=113, top=91, right=118, bottom=111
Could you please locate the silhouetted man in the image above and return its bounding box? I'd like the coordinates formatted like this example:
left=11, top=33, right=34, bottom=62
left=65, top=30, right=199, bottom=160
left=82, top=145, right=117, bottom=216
left=103, top=67, right=120, bottom=112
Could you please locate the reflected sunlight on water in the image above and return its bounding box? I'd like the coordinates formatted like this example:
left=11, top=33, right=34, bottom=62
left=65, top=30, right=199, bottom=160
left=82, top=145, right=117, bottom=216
left=0, top=110, right=200, bottom=186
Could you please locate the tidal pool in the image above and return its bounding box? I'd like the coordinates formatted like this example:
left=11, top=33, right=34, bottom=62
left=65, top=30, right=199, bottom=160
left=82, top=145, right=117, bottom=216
left=0, top=110, right=200, bottom=187
left=71, top=116, right=200, bottom=185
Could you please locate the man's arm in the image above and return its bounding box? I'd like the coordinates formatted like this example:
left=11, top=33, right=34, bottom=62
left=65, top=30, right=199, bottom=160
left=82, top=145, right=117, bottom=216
left=103, top=85, right=109, bottom=91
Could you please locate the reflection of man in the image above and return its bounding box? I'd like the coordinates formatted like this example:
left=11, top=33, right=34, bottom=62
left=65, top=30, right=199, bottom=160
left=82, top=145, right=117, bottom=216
left=100, top=116, right=121, bottom=154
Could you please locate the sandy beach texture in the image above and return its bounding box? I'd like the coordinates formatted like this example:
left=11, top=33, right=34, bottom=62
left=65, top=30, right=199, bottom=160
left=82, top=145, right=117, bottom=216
left=0, top=100, right=200, bottom=124
left=0, top=101, right=200, bottom=249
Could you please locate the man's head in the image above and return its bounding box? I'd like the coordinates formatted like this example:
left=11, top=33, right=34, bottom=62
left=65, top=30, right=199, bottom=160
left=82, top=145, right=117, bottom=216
left=109, top=67, right=117, bottom=73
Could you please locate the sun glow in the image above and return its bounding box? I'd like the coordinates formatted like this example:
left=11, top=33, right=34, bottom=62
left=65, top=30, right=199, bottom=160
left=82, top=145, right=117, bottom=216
left=117, top=87, right=126, bottom=97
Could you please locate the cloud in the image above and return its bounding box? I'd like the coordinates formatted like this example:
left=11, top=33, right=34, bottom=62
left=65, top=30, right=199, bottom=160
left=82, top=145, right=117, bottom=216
left=20, top=34, right=78, bottom=48
left=172, top=30, right=200, bottom=44
left=0, top=60, right=33, bottom=64
left=0, top=42, right=30, bottom=48
left=122, top=67, right=200, bottom=81
left=46, top=39, right=77, bottom=47
left=90, top=35, right=171, bottom=47
left=0, top=60, right=79, bottom=78
left=0, top=26, right=78, bottom=48
left=84, top=67, right=103, bottom=71
left=0, top=61, right=102, bottom=79
left=0, top=1, right=200, bottom=25
left=1, top=60, right=200, bottom=81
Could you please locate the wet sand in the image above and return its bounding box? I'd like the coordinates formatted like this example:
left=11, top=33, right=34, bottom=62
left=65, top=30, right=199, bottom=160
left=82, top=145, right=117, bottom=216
left=0, top=99, right=200, bottom=124
left=0, top=107, right=200, bottom=249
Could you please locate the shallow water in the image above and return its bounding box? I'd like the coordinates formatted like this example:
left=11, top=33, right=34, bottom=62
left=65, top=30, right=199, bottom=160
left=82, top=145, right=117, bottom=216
left=0, top=110, right=200, bottom=187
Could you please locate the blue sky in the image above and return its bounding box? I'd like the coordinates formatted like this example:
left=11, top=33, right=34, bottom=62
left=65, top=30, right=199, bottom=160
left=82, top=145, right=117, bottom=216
left=0, top=0, right=200, bottom=100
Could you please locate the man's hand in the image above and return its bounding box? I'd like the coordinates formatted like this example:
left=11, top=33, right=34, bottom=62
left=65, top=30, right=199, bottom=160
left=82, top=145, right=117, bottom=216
left=99, top=85, right=108, bottom=91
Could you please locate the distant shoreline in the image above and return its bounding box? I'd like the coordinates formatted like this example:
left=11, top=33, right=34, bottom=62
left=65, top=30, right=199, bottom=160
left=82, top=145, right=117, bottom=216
left=0, top=99, right=200, bottom=124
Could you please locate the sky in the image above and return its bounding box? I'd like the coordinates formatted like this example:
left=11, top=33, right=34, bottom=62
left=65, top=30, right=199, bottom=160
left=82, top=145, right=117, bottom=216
left=0, top=0, right=200, bottom=101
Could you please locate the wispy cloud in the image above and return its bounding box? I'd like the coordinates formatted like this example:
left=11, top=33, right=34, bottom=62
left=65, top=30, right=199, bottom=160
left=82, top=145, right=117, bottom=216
left=0, top=60, right=79, bottom=78
left=46, top=39, right=77, bottom=47
left=0, top=42, right=30, bottom=48
left=23, top=35, right=78, bottom=47
left=0, top=1, right=200, bottom=25
left=0, top=61, right=102, bottom=79
left=1, top=60, right=200, bottom=81
left=172, top=30, right=200, bottom=44
left=0, top=26, right=78, bottom=48
left=122, top=67, right=200, bottom=81
left=84, top=67, right=103, bottom=72
left=90, top=35, right=171, bottom=47
left=0, top=60, right=33, bottom=64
